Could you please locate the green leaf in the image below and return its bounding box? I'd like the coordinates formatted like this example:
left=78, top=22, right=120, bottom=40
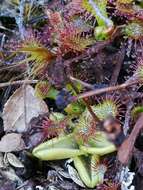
left=82, top=0, right=113, bottom=27
left=35, top=81, right=59, bottom=99
left=92, top=100, right=118, bottom=120
left=94, top=26, right=109, bottom=40
left=66, top=83, right=83, bottom=95
left=65, top=102, right=85, bottom=115
left=131, top=106, right=143, bottom=119
left=80, top=144, right=116, bottom=156
left=32, top=134, right=84, bottom=160
left=49, top=112, right=66, bottom=123
left=46, top=87, right=59, bottom=99
left=73, top=155, right=106, bottom=188
left=80, top=132, right=116, bottom=156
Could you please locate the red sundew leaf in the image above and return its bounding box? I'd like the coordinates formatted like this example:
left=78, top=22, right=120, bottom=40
left=46, top=10, right=63, bottom=27
left=58, top=25, right=94, bottom=53
left=64, top=0, right=84, bottom=20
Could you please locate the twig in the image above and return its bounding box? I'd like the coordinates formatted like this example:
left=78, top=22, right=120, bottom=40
left=123, top=101, right=134, bottom=136
left=118, top=113, right=143, bottom=165
left=0, top=34, right=6, bottom=50
left=82, top=99, right=100, bottom=123
left=69, top=76, right=94, bottom=89
left=68, top=77, right=100, bottom=123
left=64, top=29, right=120, bottom=68
left=0, top=80, right=38, bottom=88
left=0, top=34, right=6, bottom=61
left=75, top=80, right=139, bottom=100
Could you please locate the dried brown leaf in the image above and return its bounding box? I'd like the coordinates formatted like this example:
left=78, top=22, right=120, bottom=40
left=118, top=114, right=143, bottom=165
left=0, top=133, right=25, bottom=152
left=3, top=85, right=49, bottom=133
left=0, top=167, right=23, bottom=185
left=7, top=153, right=24, bottom=168
left=0, top=153, right=6, bottom=168
left=67, top=165, right=85, bottom=187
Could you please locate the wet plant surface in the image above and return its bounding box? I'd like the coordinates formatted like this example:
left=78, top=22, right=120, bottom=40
left=0, top=0, right=143, bottom=189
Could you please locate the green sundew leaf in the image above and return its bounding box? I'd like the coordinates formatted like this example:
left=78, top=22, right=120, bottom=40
left=77, top=99, right=118, bottom=124
left=80, top=144, right=116, bottom=156
left=35, top=81, right=59, bottom=100
left=82, top=0, right=113, bottom=27
left=49, top=112, right=65, bottom=123
left=65, top=83, right=85, bottom=115
left=92, top=100, right=118, bottom=120
left=73, top=155, right=105, bottom=188
left=80, top=132, right=116, bottom=156
left=74, top=100, right=118, bottom=130
left=73, top=111, right=93, bottom=146
left=73, top=155, right=98, bottom=188
left=131, top=106, right=143, bottom=119
left=46, top=87, right=59, bottom=99
left=66, top=83, right=83, bottom=95
left=32, top=134, right=84, bottom=160
left=123, top=22, right=143, bottom=39
left=65, top=102, right=85, bottom=115
left=87, top=132, right=112, bottom=147
left=94, top=26, right=109, bottom=40
left=73, top=101, right=118, bottom=146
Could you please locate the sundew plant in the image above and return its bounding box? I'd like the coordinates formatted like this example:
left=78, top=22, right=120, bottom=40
left=0, top=0, right=143, bottom=189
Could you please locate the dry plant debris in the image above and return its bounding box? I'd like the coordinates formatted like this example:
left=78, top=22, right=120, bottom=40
left=0, top=0, right=143, bottom=189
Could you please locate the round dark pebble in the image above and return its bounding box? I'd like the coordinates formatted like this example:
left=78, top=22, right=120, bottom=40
left=55, top=89, right=73, bottom=110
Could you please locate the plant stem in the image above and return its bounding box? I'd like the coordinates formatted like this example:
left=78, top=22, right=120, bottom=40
left=70, top=76, right=94, bottom=89
left=75, top=80, right=139, bottom=100
left=0, top=79, right=38, bottom=88
left=68, top=77, right=100, bottom=123
left=118, top=113, right=143, bottom=165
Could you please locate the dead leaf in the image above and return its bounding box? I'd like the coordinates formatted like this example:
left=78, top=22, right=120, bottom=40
left=3, top=85, right=49, bottom=133
left=0, top=133, right=25, bottom=152
left=7, top=153, right=24, bottom=168
left=118, top=114, right=143, bottom=165
left=0, top=179, right=16, bottom=190
left=67, top=165, right=85, bottom=187
left=0, top=153, right=6, bottom=168
left=0, top=167, right=23, bottom=185
left=48, top=186, right=60, bottom=190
